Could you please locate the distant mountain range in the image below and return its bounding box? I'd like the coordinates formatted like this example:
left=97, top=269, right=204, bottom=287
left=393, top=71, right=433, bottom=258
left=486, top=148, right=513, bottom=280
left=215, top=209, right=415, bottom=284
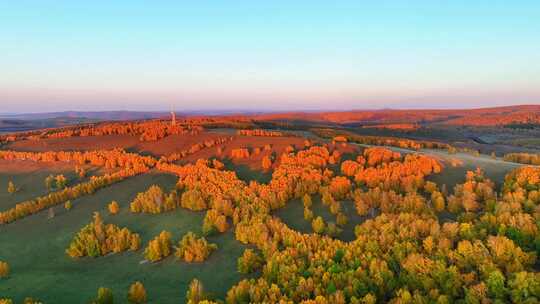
left=1, top=105, right=539, bottom=134
left=0, top=111, right=169, bottom=121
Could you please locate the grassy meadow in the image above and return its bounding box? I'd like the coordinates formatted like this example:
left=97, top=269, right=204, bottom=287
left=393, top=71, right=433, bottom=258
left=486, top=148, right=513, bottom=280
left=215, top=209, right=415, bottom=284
left=0, top=171, right=250, bottom=303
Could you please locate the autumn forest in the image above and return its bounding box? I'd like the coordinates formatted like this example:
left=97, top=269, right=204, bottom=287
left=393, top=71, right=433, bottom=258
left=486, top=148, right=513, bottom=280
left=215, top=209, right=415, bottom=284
left=0, top=109, right=539, bottom=303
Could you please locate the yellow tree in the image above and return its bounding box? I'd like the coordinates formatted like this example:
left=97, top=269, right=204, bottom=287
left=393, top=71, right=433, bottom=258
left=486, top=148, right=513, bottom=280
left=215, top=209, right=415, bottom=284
left=312, top=216, right=326, bottom=234
left=7, top=181, right=16, bottom=194
left=55, top=174, right=67, bottom=189
left=0, top=261, right=9, bottom=278
left=127, top=281, right=147, bottom=304
left=186, top=279, right=207, bottom=304
left=144, top=231, right=172, bottom=262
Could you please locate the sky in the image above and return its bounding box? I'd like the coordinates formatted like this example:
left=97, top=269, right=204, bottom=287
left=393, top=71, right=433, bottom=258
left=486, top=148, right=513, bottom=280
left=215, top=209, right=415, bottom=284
left=0, top=1, right=539, bottom=113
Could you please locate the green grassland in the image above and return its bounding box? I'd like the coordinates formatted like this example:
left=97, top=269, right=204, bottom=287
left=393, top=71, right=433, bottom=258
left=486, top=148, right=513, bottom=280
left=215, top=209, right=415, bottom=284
left=274, top=195, right=373, bottom=242
left=0, top=171, right=250, bottom=303
left=0, top=166, right=106, bottom=212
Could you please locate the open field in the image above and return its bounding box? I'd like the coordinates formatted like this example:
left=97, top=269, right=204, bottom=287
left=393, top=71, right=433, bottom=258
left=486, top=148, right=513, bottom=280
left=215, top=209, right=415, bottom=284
left=0, top=171, right=250, bottom=303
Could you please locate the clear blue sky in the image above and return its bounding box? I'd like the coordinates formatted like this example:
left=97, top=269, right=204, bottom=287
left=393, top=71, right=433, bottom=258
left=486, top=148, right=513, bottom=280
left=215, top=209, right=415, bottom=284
left=1, top=1, right=539, bottom=112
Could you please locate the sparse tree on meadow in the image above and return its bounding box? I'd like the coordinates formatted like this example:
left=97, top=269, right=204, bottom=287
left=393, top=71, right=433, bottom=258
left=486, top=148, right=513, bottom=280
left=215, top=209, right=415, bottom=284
left=127, top=281, right=146, bottom=304
left=93, top=287, right=114, bottom=304
left=55, top=174, right=67, bottom=189
left=109, top=201, right=120, bottom=215
left=186, top=279, right=208, bottom=304
left=7, top=181, right=16, bottom=194
left=0, top=261, right=9, bottom=278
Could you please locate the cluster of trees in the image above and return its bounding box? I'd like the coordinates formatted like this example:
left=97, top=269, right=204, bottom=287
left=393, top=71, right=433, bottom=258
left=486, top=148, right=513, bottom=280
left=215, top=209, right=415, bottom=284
left=66, top=212, right=141, bottom=258
left=180, top=189, right=207, bottom=211
left=346, top=150, right=442, bottom=192
left=362, top=123, right=419, bottom=131
left=354, top=187, right=429, bottom=216
left=504, top=152, right=540, bottom=165
left=237, top=249, right=264, bottom=274
left=216, top=146, right=540, bottom=302
left=30, top=120, right=202, bottom=142
left=202, top=209, right=229, bottom=235
left=175, top=232, right=217, bottom=262
left=45, top=174, right=67, bottom=191
left=230, top=148, right=250, bottom=159
left=142, top=230, right=218, bottom=263
left=312, top=128, right=450, bottom=150
left=237, top=129, right=285, bottom=137
left=130, top=185, right=179, bottom=214
left=143, top=231, right=172, bottom=262
left=89, top=281, right=147, bottom=304
left=0, top=148, right=156, bottom=172
left=362, top=147, right=402, bottom=167
left=447, top=169, right=496, bottom=215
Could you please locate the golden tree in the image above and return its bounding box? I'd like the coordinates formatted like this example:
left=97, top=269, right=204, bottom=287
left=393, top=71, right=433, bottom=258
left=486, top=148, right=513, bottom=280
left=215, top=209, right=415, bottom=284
left=186, top=279, right=208, bottom=304
left=143, top=231, right=172, bottom=262
left=108, top=201, right=120, bottom=215
left=312, top=216, right=326, bottom=234
left=175, top=232, right=217, bottom=263
left=127, top=281, right=147, bottom=304
left=7, top=181, right=16, bottom=194
left=0, top=261, right=9, bottom=278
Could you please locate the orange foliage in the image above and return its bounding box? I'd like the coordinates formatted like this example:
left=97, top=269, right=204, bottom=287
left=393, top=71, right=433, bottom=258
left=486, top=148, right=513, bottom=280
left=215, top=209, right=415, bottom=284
left=230, top=148, right=250, bottom=159
left=237, top=129, right=285, bottom=137
left=66, top=212, right=141, bottom=258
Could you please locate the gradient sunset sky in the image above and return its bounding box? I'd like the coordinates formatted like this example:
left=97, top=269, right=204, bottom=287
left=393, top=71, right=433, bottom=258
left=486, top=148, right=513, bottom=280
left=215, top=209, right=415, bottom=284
left=1, top=1, right=539, bottom=113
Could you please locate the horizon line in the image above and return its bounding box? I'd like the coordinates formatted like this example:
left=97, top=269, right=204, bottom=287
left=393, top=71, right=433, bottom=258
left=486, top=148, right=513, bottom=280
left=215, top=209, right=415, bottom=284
left=1, top=103, right=539, bottom=116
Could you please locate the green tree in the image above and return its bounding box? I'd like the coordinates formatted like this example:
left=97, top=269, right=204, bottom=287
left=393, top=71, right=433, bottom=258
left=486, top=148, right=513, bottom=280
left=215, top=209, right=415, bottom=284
left=487, top=270, right=507, bottom=300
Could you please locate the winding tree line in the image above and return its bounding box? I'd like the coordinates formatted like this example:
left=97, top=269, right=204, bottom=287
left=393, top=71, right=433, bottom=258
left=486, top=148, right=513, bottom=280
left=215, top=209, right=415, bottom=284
left=153, top=144, right=539, bottom=303
left=160, top=136, right=233, bottom=163
left=504, top=152, right=540, bottom=165
left=0, top=149, right=154, bottom=224
left=312, top=128, right=451, bottom=151
left=237, top=129, right=286, bottom=137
